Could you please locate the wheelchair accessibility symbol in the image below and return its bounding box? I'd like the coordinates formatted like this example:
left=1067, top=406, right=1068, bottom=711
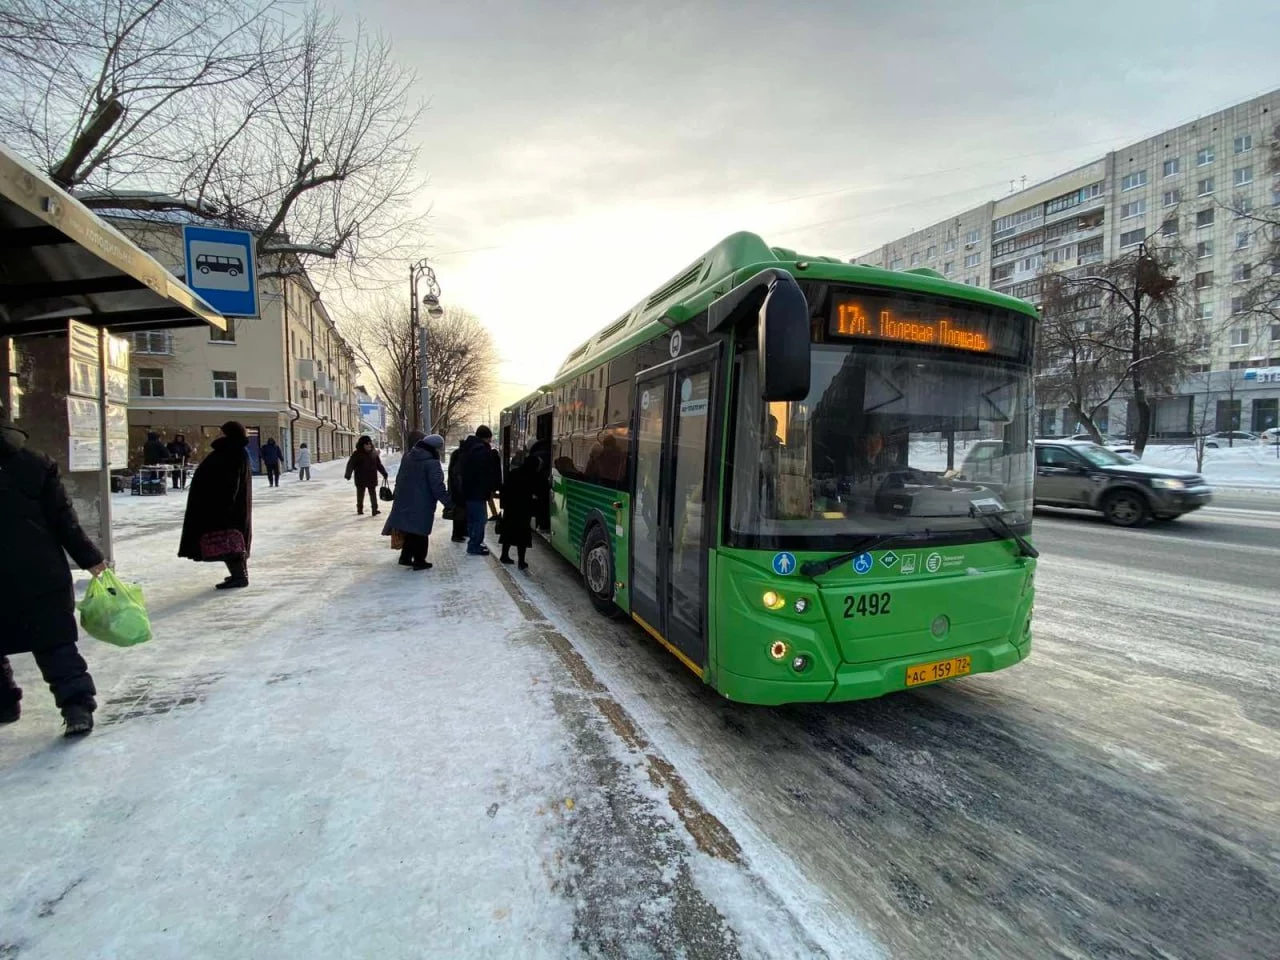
left=852, top=552, right=873, bottom=575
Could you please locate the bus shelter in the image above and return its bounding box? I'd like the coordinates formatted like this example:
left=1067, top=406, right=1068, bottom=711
left=0, top=143, right=226, bottom=559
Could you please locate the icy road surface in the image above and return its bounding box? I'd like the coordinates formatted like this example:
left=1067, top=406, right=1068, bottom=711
left=511, top=490, right=1280, bottom=960
left=0, top=462, right=874, bottom=960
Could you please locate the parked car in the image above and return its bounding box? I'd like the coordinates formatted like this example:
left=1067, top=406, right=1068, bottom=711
left=1261, top=427, right=1280, bottom=444
left=1203, top=431, right=1260, bottom=448
left=1069, top=433, right=1139, bottom=460
left=1033, top=439, right=1212, bottom=526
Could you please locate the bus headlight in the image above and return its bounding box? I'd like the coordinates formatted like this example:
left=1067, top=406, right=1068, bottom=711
left=791, top=655, right=810, bottom=672
left=762, top=591, right=786, bottom=611
left=769, top=640, right=788, bottom=660
left=794, top=597, right=809, bottom=614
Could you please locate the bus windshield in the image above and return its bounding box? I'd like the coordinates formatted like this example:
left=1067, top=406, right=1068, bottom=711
left=728, top=343, right=1033, bottom=549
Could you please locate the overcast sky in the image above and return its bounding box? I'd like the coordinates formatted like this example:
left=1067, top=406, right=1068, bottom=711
left=335, top=0, right=1280, bottom=412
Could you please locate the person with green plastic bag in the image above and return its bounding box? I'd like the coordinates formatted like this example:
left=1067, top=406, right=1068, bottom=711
left=0, top=416, right=107, bottom=736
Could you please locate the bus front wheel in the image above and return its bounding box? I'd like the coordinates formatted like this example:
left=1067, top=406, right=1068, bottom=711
left=582, top=525, right=622, bottom=619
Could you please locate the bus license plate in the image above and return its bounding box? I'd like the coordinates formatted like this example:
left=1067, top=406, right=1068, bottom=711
left=905, top=656, right=971, bottom=687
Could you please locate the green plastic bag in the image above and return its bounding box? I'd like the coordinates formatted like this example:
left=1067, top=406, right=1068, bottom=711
left=78, top=569, right=152, bottom=647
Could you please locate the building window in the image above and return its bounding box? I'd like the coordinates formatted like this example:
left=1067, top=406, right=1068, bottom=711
left=1234, top=196, right=1254, bottom=217
left=964, top=252, right=982, bottom=268
left=925, top=244, right=937, bottom=259
left=1162, top=189, right=1181, bottom=207
left=1272, top=324, right=1280, bottom=342
left=992, top=263, right=1015, bottom=282
left=1120, top=199, right=1146, bottom=220
left=1119, top=228, right=1145, bottom=249
left=209, top=318, right=236, bottom=343
left=1196, top=208, right=1215, bottom=228
left=1197, top=147, right=1215, bottom=166
left=1230, top=326, right=1248, bottom=344
left=963, top=228, right=981, bottom=245
left=944, top=238, right=956, bottom=253
left=137, top=368, right=164, bottom=398
left=1197, top=302, right=1215, bottom=321
left=1233, top=166, right=1253, bottom=186
left=1077, top=237, right=1104, bottom=263
left=1196, top=240, right=1213, bottom=259
left=213, top=371, right=238, bottom=399
left=1162, top=157, right=1180, bottom=178
left=1234, top=134, right=1253, bottom=154
left=1160, top=218, right=1178, bottom=237
left=889, top=258, right=903, bottom=270
left=1120, top=171, right=1147, bottom=191
left=132, top=331, right=171, bottom=355
left=1233, top=263, right=1253, bottom=283
left=909, top=252, right=920, bottom=266
left=1235, top=230, right=1252, bottom=250
left=1197, top=177, right=1215, bottom=197
left=1019, top=255, right=1041, bottom=272
left=1193, top=271, right=1214, bottom=289
left=943, top=261, right=954, bottom=275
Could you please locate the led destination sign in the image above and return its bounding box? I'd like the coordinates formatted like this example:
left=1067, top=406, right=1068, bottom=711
left=828, top=292, right=1029, bottom=361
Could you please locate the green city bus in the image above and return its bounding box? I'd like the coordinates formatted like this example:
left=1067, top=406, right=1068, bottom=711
left=499, top=231, right=1038, bottom=705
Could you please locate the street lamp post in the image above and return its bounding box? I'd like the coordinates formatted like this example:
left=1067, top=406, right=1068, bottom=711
left=409, top=259, right=444, bottom=436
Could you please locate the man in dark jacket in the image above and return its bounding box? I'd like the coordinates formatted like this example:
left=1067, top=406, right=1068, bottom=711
left=167, top=433, right=192, bottom=488
left=345, top=434, right=389, bottom=516
left=143, top=430, right=168, bottom=466
left=447, top=434, right=477, bottom=542
left=261, top=438, right=284, bottom=487
left=0, top=420, right=107, bottom=735
left=178, top=421, right=253, bottom=589
left=460, top=425, right=501, bottom=555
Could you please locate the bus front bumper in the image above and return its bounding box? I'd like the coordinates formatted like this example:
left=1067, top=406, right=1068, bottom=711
left=716, top=633, right=1032, bottom=706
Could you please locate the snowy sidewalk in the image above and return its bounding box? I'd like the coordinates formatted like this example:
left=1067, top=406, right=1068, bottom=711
left=0, top=463, right=830, bottom=959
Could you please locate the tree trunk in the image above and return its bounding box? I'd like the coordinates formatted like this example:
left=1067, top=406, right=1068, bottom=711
left=1067, top=400, right=1104, bottom=442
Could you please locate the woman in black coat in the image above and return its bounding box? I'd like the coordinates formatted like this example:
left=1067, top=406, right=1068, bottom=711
left=498, top=450, right=538, bottom=569
left=178, top=421, right=253, bottom=589
left=345, top=434, right=389, bottom=516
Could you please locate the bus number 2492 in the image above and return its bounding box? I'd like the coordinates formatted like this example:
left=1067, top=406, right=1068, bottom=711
left=843, top=592, right=891, bottom=618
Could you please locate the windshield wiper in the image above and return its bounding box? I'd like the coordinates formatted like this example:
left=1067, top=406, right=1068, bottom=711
left=800, top=532, right=929, bottom=577
left=968, top=498, right=1039, bottom=558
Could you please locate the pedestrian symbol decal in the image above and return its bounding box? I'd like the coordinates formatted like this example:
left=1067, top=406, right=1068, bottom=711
left=880, top=551, right=899, bottom=569
left=641, top=390, right=651, bottom=411
left=852, top=552, right=873, bottom=575
left=669, top=331, right=683, bottom=358
left=900, top=553, right=917, bottom=575
left=772, top=552, right=797, bottom=576
left=925, top=552, right=943, bottom=573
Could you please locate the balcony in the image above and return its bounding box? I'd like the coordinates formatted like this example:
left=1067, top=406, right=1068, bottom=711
left=296, top=358, right=316, bottom=380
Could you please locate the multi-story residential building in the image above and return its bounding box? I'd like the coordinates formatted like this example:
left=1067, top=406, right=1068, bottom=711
left=97, top=205, right=362, bottom=470
left=853, top=88, right=1280, bottom=438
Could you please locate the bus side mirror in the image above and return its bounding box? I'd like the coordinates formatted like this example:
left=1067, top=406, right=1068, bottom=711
left=758, top=276, right=810, bottom=402
left=707, top=268, right=810, bottom=402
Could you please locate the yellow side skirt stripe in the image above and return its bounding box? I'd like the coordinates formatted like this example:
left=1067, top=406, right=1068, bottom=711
left=631, top=613, right=705, bottom=679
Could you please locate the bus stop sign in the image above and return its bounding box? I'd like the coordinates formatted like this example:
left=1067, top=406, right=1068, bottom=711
left=183, top=225, right=258, bottom=317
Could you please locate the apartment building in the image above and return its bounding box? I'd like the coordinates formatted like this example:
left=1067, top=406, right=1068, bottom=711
left=101, top=208, right=361, bottom=470
left=853, top=88, right=1280, bottom=438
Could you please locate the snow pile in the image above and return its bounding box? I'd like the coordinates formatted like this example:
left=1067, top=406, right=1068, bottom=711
left=1140, top=443, right=1280, bottom=488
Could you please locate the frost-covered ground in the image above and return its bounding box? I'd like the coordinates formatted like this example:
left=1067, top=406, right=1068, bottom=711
left=0, top=459, right=866, bottom=959
left=1139, top=442, right=1280, bottom=487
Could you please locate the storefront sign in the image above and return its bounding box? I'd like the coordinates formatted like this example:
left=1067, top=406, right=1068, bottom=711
left=1243, top=367, right=1280, bottom=384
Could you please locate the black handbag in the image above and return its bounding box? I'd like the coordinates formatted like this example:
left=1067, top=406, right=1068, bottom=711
left=379, top=483, right=395, bottom=502
left=441, top=505, right=455, bottom=520
left=494, top=512, right=504, bottom=535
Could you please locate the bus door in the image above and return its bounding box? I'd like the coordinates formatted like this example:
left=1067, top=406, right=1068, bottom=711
left=629, top=347, right=717, bottom=670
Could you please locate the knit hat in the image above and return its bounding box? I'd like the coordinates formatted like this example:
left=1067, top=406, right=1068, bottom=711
left=423, top=434, right=445, bottom=449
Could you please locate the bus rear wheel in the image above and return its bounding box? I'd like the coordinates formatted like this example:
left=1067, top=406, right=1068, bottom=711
left=582, top=524, right=622, bottom=618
